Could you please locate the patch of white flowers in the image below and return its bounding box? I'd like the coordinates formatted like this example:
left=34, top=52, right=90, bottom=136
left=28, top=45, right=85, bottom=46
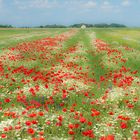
left=107, top=87, right=125, bottom=102
left=0, top=119, right=13, bottom=131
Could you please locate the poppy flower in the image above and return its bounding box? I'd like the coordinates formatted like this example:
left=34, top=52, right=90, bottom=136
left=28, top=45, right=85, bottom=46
left=68, top=130, right=75, bottom=135
left=1, top=134, right=7, bottom=139
left=38, top=111, right=44, bottom=116
left=133, top=130, right=139, bottom=135
left=31, top=120, right=38, bottom=125
left=39, top=131, right=44, bottom=136
left=25, top=120, right=32, bottom=126
left=100, top=134, right=115, bottom=140
left=68, top=124, right=75, bottom=129
left=4, top=98, right=11, bottom=103
left=45, top=84, right=48, bottom=88
left=27, top=128, right=35, bottom=135
left=120, top=122, right=127, bottom=129
left=80, top=117, right=87, bottom=123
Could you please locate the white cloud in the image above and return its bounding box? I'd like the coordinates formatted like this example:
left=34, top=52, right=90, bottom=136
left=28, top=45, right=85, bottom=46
left=99, top=1, right=121, bottom=13
left=122, top=0, right=130, bottom=6
left=63, top=0, right=122, bottom=15
left=100, top=1, right=113, bottom=11
left=14, top=0, right=58, bottom=10
left=83, top=1, right=97, bottom=9
left=64, top=0, right=97, bottom=10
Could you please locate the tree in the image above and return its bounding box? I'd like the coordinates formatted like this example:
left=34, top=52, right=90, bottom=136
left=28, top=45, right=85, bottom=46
left=0, top=24, right=13, bottom=28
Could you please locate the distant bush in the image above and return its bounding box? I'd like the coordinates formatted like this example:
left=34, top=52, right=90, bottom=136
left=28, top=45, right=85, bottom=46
left=0, top=25, right=13, bottom=28
left=38, top=24, right=67, bottom=28
left=93, top=23, right=109, bottom=28
left=109, top=23, right=126, bottom=28
left=70, top=23, right=93, bottom=28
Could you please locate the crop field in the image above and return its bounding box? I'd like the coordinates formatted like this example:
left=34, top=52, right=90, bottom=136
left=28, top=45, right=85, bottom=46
left=0, top=28, right=140, bottom=140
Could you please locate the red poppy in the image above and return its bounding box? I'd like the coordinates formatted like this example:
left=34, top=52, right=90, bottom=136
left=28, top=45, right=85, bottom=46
left=45, top=84, right=48, bottom=88
left=120, top=122, right=127, bottom=129
left=82, top=129, right=94, bottom=138
left=58, top=115, right=63, bottom=121
left=1, top=134, right=7, bottom=139
left=106, top=135, right=115, bottom=140
left=25, top=120, right=32, bottom=126
left=68, top=130, right=75, bottom=135
left=133, top=130, right=139, bottom=135
left=69, top=124, right=75, bottom=129
left=62, top=108, right=67, bottom=112
left=80, top=117, right=87, bottom=123
left=39, top=131, right=44, bottom=136
left=27, top=128, right=35, bottom=135
left=100, top=134, right=115, bottom=140
left=100, top=76, right=105, bottom=81
left=38, top=112, right=44, bottom=116
left=87, top=121, right=92, bottom=126
left=4, top=98, right=11, bottom=103
left=39, top=137, right=45, bottom=140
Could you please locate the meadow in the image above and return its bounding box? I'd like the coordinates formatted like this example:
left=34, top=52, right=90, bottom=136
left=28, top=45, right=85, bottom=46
left=0, top=28, right=140, bottom=140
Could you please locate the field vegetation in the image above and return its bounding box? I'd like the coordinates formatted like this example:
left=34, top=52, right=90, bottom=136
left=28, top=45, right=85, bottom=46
left=0, top=28, right=140, bottom=140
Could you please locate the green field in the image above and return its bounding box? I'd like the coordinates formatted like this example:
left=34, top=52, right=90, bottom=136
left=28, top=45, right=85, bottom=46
left=0, top=28, right=68, bottom=49
left=0, top=28, right=140, bottom=140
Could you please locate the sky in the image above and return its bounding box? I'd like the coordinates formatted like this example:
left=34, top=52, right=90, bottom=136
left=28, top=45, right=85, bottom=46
left=0, top=0, right=140, bottom=27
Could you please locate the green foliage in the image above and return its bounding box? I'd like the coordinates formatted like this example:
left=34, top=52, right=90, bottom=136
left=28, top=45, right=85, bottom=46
left=94, top=23, right=126, bottom=28
left=70, top=23, right=94, bottom=28
left=70, top=23, right=126, bottom=28
left=38, top=24, right=67, bottom=28
left=0, top=24, right=13, bottom=28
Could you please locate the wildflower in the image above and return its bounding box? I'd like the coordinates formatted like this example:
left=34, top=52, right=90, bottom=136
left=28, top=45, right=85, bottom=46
left=87, top=121, right=92, bottom=126
left=38, top=137, right=45, bottom=140
left=4, top=98, right=11, bottom=103
left=32, top=120, right=38, bottom=125
left=109, top=112, right=114, bottom=115
left=46, top=121, right=51, bottom=125
left=120, top=122, right=127, bottom=129
left=68, top=124, right=75, bottom=129
left=45, top=84, right=48, bottom=88
left=39, top=131, right=44, bottom=136
left=68, top=130, right=75, bottom=135
left=100, top=76, right=105, bottom=81
left=27, top=128, right=35, bottom=135
left=91, top=109, right=100, bottom=117
left=38, top=111, right=44, bottom=116
left=133, top=130, right=139, bottom=135
left=62, top=108, right=67, bottom=112
left=58, top=115, right=63, bottom=121
left=25, top=120, right=32, bottom=126
left=1, top=134, right=7, bottom=139
left=100, top=134, right=115, bottom=140
left=80, top=117, right=87, bottom=123
left=82, top=129, right=94, bottom=138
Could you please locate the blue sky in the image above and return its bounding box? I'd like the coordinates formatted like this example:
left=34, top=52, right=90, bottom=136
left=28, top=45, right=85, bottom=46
left=0, top=0, right=140, bottom=27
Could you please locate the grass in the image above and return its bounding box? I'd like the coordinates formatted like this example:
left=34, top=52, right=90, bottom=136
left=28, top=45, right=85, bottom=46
left=0, top=28, right=68, bottom=49
left=93, top=28, right=140, bottom=51
left=94, top=28, right=140, bottom=77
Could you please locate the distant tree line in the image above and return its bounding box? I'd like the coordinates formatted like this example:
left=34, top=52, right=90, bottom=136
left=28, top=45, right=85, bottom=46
left=0, top=25, right=13, bottom=28
left=0, top=23, right=126, bottom=28
left=70, top=23, right=94, bottom=28
left=93, top=23, right=126, bottom=28
left=69, top=23, right=126, bottom=28
left=38, top=23, right=126, bottom=28
left=39, top=24, right=67, bottom=28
